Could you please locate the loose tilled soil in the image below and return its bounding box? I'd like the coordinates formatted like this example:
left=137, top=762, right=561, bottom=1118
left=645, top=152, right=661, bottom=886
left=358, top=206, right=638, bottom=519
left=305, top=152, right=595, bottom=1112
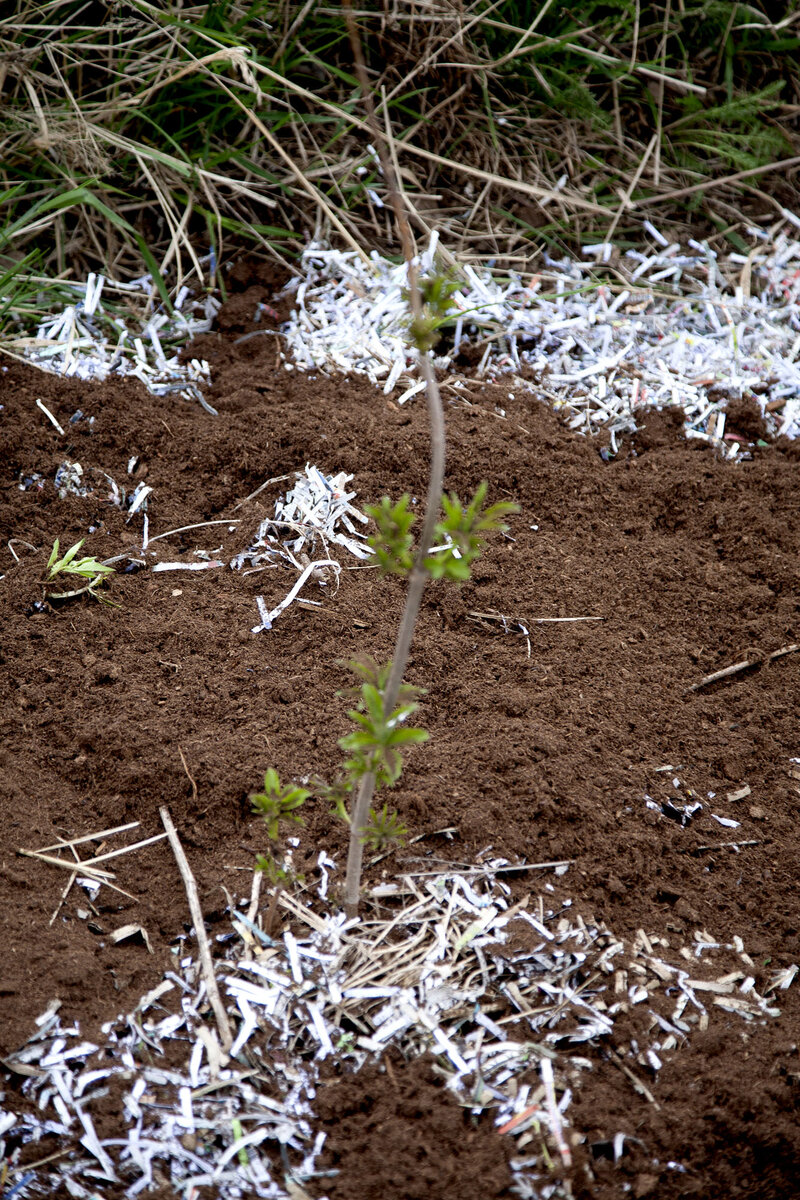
left=2, top=267, right=800, bottom=1198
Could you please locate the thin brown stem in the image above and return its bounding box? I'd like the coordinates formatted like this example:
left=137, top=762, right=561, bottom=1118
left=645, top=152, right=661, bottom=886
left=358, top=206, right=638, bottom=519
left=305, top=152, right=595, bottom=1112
left=341, top=3, right=446, bottom=918
left=344, top=357, right=444, bottom=916
left=263, top=882, right=283, bottom=937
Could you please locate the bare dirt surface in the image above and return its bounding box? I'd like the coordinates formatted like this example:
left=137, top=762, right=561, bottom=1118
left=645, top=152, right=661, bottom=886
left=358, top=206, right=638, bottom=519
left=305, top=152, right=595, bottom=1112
left=2, top=267, right=800, bottom=1197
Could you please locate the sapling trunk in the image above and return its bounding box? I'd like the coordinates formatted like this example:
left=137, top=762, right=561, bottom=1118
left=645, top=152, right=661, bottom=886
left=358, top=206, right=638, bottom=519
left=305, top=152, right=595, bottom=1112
left=342, top=3, right=447, bottom=917
left=343, top=353, right=445, bottom=916
left=250, top=14, right=514, bottom=923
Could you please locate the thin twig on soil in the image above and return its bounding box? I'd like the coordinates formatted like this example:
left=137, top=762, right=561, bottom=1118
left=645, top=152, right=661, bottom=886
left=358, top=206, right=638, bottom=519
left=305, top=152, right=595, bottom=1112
left=159, top=805, right=233, bottom=1050
left=18, top=848, right=139, bottom=900
left=689, top=643, right=800, bottom=691
left=63, top=832, right=168, bottom=866
left=610, top=1048, right=660, bottom=1107
left=178, top=746, right=198, bottom=805
left=692, top=840, right=761, bottom=854
left=232, top=474, right=293, bottom=511
left=468, top=610, right=604, bottom=624
left=148, top=519, right=241, bottom=545
left=18, top=849, right=114, bottom=880
left=33, top=821, right=141, bottom=853
left=50, top=872, right=78, bottom=926
left=22, top=825, right=169, bottom=911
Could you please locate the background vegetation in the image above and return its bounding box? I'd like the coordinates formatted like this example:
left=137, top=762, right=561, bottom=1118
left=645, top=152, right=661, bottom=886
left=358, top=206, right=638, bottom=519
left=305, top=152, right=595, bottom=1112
left=2, top=0, right=800, bottom=321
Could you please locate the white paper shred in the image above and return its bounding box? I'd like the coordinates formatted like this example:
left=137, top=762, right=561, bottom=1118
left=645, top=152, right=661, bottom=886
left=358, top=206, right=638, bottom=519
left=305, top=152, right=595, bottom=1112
left=230, top=464, right=369, bottom=630
left=3, top=856, right=790, bottom=1200
left=280, top=223, right=800, bottom=449
left=6, top=273, right=217, bottom=412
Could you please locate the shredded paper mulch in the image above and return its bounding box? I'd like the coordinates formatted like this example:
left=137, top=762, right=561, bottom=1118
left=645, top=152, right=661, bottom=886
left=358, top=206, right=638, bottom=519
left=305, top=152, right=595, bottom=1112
left=6, top=272, right=218, bottom=413
left=2, top=855, right=793, bottom=1199
left=281, top=224, right=800, bottom=455
left=8, top=217, right=800, bottom=458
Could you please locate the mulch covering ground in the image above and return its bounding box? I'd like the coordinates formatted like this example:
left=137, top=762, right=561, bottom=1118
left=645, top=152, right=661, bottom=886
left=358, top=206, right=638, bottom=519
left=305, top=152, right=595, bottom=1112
left=1, top=267, right=799, bottom=1198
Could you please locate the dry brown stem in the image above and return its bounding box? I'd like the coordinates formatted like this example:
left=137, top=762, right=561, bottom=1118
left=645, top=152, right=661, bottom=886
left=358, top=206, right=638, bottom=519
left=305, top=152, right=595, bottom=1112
left=160, top=806, right=233, bottom=1049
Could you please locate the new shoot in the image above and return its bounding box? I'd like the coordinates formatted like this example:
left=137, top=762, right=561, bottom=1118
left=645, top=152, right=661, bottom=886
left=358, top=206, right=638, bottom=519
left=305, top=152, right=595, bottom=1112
left=44, top=538, right=116, bottom=604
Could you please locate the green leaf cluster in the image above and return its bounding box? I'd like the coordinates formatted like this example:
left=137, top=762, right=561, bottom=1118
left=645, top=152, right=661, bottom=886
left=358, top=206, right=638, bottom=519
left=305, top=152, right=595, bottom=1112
left=339, top=681, right=428, bottom=789
left=44, top=538, right=116, bottom=603
left=406, top=271, right=461, bottom=352
left=365, top=495, right=415, bottom=574
left=426, top=483, right=518, bottom=581
left=317, top=658, right=423, bottom=843
left=250, top=767, right=310, bottom=840
left=251, top=767, right=310, bottom=882
left=367, top=484, right=517, bottom=582
left=47, top=537, right=115, bottom=582
left=361, top=803, right=408, bottom=852
left=253, top=852, right=291, bottom=885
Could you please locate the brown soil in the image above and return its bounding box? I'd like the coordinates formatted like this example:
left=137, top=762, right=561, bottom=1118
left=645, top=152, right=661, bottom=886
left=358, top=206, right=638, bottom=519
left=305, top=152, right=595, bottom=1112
left=315, top=1052, right=514, bottom=1199
left=2, top=271, right=800, bottom=1198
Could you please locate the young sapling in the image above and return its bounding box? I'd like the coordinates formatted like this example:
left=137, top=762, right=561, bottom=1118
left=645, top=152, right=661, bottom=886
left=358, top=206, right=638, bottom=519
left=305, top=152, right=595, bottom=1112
left=337, top=4, right=519, bottom=911
left=251, top=767, right=311, bottom=934
left=251, top=8, right=518, bottom=915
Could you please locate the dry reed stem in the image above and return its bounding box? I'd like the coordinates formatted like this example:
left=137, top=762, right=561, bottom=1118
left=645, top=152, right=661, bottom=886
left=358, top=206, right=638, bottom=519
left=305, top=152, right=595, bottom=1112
left=160, top=805, right=233, bottom=1049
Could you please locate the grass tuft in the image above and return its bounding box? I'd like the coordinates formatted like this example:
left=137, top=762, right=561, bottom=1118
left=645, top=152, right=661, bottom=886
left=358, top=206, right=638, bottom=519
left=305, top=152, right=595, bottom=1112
left=1, top=0, right=799, bottom=327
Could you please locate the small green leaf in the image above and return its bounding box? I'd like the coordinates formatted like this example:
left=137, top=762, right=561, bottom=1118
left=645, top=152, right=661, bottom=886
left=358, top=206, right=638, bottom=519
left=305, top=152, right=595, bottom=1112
left=250, top=769, right=310, bottom=867
left=255, top=853, right=290, bottom=884
left=386, top=726, right=429, bottom=747
left=366, top=495, right=416, bottom=575
left=60, top=539, right=83, bottom=568
left=231, top=1118, right=249, bottom=1167
left=263, top=766, right=280, bottom=793
left=363, top=684, right=386, bottom=725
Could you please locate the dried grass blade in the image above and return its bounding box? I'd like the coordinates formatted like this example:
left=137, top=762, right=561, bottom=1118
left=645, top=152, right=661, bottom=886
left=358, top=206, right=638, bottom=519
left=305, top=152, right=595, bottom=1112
left=159, top=806, right=233, bottom=1049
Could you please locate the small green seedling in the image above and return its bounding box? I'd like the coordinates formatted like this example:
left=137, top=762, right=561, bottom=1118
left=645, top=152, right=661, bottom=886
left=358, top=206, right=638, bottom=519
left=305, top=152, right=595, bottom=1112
left=251, top=768, right=310, bottom=883
left=335, top=1031, right=356, bottom=1054
left=361, top=802, right=408, bottom=853
left=45, top=537, right=116, bottom=603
